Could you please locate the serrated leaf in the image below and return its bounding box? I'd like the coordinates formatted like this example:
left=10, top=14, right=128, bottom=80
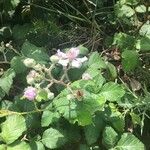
left=0, top=69, right=15, bottom=95
left=136, top=37, right=150, bottom=51
left=130, top=113, right=141, bottom=125
left=11, top=0, right=20, bottom=8
left=113, top=32, right=135, bottom=50
left=7, top=141, right=31, bottom=150
left=115, top=133, right=145, bottom=150
left=42, top=128, right=67, bottom=149
left=122, top=0, right=140, bottom=5
left=0, top=115, right=26, bottom=144
left=36, top=89, right=48, bottom=102
left=84, top=113, right=105, bottom=145
left=102, top=126, right=119, bottom=149
left=116, top=4, right=135, bottom=18
left=41, top=110, right=60, bottom=127
left=21, top=41, right=49, bottom=63
left=110, top=112, right=125, bottom=133
left=107, top=62, right=117, bottom=79
left=121, top=50, right=139, bottom=72
left=88, top=52, right=106, bottom=69
left=30, top=141, right=45, bottom=150
left=11, top=56, right=27, bottom=74
left=101, top=82, right=125, bottom=101
left=139, top=22, right=150, bottom=38
left=77, top=109, right=92, bottom=126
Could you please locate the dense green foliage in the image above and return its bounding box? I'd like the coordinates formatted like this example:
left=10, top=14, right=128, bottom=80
left=0, top=0, right=150, bottom=149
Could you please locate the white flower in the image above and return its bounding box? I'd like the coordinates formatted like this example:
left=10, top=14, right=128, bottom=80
left=58, top=59, right=69, bottom=67
left=56, top=48, right=88, bottom=68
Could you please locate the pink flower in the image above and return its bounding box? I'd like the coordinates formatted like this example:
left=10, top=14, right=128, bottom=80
left=57, top=49, right=67, bottom=59
left=66, top=48, right=79, bottom=60
left=56, top=48, right=87, bottom=68
left=82, top=73, right=92, bottom=80
left=23, top=86, right=37, bottom=100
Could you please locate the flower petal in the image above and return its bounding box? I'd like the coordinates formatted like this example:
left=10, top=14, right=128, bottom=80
left=58, top=59, right=69, bottom=66
left=67, top=47, right=80, bottom=60
left=57, top=49, right=67, bottom=58
left=71, top=59, right=82, bottom=68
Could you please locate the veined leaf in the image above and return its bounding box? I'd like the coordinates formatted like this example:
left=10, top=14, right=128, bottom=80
left=0, top=115, right=26, bottom=144
left=42, top=128, right=67, bottom=149
left=100, top=82, right=125, bottom=101
left=102, top=126, right=119, bottom=149
left=114, top=133, right=145, bottom=150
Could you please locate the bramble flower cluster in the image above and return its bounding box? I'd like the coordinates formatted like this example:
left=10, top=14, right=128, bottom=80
left=26, top=70, right=42, bottom=85
left=22, top=47, right=91, bottom=102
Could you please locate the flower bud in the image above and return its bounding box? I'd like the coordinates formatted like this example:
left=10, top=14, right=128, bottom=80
left=26, top=70, right=42, bottom=85
left=23, top=58, right=36, bottom=68
left=33, top=64, right=43, bottom=71
left=50, top=55, right=59, bottom=63
left=27, top=77, right=34, bottom=85
left=23, top=86, right=37, bottom=101
left=82, top=73, right=92, bottom=80
left=48, top=92, right=54, bottom=100
left=67, top=94, right=74, bottom=100
left=44, top=88, right=54, bottom=100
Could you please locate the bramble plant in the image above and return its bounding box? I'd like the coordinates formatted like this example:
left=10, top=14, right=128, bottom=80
left=0, top=46, right=147, bottom=149
left=0, top=0, right=150, bottom=149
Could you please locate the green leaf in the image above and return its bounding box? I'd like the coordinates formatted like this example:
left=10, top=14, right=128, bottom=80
left=139, top=22, right=150, bottom=38
left=11, top=56, right=27, bottom=74
left=14, top=98, right=40, bottom=129
left=136, top=37, right=150, bottom=51
left=7, top=141, right=31, bottom=150
left=41, top=110, right=60, bottom=127
left=113, top=33, right=135, bottom=50
left=30, top=141, right=45, bottom=150
left=21, top=41, right=49, bottom=63
left=77, top=109, right=92, bottom=126
left=0, top=144, right=6, bottom=150
left=78, top=45, right=89, bottom=56
left=53, top=96, right=78, bottom=123
left=42, top=128, right=67, bottom=149
left=115, top=133, right=145, bottom=150
left=88, top=52, right=106, bottom=69
left=12, top=24, right=34, bottom=41
left=121, top=0, right=140, bottom=5
left=116, top=4, right=135, bottom=18
left=11, top=0, right=20, bottom=8
left=0, top=115, right=26, bottom=144
left=135, top=5, right=146, bottom=13
left=0, top=69, right=15, bottom=95
left=102, top=126, right=118, bottom=149
left=121, top=50, right=139, bottom=72
left=36, top=89, right=48, bottom=102
left=0, top=88, right=5, bottom=100
left=107, top=62, right=117, bottom=79
left=79, top=144, right=90, bottom=150
left=130, top=113, right=141, bottom=125
left=84, top=112, right=105, bottom=145
left=101, top=82, right=125, bottom=101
